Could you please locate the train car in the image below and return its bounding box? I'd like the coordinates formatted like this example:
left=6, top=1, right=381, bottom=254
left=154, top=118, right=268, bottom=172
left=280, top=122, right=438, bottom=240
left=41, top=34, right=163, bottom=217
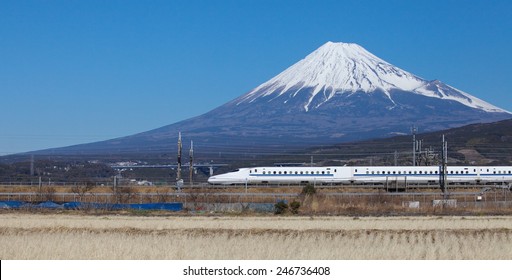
left=207, top=165, right=512, bottom=185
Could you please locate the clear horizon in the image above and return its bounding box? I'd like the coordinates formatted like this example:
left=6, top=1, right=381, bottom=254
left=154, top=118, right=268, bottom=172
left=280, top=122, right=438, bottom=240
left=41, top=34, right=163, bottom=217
left=1, top=0, right=512, bottom=155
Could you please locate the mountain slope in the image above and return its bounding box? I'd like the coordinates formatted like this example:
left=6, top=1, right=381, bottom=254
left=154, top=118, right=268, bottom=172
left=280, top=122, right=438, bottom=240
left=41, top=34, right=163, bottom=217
left=27, top=42, right=512, bottom=155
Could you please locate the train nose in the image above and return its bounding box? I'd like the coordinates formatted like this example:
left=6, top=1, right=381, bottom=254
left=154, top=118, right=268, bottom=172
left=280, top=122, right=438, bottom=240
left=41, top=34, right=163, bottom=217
left=207, top=176, right=218, bottom=184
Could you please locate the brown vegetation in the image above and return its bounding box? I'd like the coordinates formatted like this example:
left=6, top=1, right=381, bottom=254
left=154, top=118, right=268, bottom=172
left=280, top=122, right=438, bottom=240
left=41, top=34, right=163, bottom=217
left=1, top=214, right=511, bottom=259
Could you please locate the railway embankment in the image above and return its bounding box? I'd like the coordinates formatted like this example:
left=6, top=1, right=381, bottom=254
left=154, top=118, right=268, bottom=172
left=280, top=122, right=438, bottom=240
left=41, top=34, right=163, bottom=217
left=1, top=183, right=511, bottom=216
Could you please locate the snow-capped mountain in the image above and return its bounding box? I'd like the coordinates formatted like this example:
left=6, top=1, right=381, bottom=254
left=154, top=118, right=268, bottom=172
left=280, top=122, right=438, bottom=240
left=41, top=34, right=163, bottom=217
left=32, top=42, right=512, bottom=155
left=236, top=42, right=506, bottom=113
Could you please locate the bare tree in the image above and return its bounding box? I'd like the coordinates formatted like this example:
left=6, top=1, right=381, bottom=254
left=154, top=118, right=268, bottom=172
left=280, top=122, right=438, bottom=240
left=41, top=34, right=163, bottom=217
left=111, top=185, right=135, bottom=204
left=71, top=181, right=95, bottom=202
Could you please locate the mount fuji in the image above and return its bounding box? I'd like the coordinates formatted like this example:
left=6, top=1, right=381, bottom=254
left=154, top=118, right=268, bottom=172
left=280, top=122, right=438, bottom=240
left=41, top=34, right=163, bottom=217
left=38, top=42, right=511, bottom=155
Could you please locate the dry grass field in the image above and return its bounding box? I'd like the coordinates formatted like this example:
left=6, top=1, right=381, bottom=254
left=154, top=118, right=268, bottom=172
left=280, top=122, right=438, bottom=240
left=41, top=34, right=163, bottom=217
left=1, top=214, right=512, bottom=260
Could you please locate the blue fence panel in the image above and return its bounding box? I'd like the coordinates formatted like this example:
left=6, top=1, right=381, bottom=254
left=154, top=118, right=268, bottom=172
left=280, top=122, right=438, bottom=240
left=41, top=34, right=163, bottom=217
left=62, top=202, right=81, bottom=209
left=130, top=203, right=183, bottom=211
left=0, top=201, right=25, bottom=209
left=61, top=202, right=183, bottom=211
left=2, top=200, right=182, bottom=212
left=36, top=201, right=63, bottom=209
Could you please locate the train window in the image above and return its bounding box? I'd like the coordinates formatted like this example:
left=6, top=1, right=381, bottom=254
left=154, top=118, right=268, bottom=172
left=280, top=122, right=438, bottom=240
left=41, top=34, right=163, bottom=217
left=450, top=171, right=453, bottom=174
left=366, top=171, right=369, bottom=174
left=249, top=170, right=252, bottom=174
left=273, top=171, right=276, bottom=174
left=263, top=171, right=266, bottom=174
left=335, top=169, right=337, bottom=172
left=388, top=171, right=391, bottom=174
left=466, top=171, right=469, bottom=174
left=284, top=171, right=287, bottom=174
left=509, top=171, right=511, bottom=174
left=493, top=171, right=496, bottom=174
left=435, top=171, right=438, bottom=174
left=487, top=169, right=489, bottom=172
left=419, top=171, right=422, bottom=174
left=430, top=171, right=433, bottom=174
left=255, top=169, right=257, bottom=173
left=327, top=171, right=330, bottom=174
left=474, top=169, right=476, bottom=172
left=312, top=171, right=315, bottom=174
left=398, top=171, right=401, bottom=174
left=455, top=171, right=459, bottom=174
left=409, top=171, right=413, bottom=174
left=393, top=171, right=396, bottom=174
left=414, top=171, right=417, bottom=174
left=300, top=171, right=303, bottom=174
left=322, top=171, right=325, bottom=174
left=372, top=171, right=375, bottom=174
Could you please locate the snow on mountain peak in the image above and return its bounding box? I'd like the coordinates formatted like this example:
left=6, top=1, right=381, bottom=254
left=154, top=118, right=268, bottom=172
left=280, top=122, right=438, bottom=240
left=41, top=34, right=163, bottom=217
left=237, top=41, right=507, bottom=113
left=239, top=41, right=425, bottom=103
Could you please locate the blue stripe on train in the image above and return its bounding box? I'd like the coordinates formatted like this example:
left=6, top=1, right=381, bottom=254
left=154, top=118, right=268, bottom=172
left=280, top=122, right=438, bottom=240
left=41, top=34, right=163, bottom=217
left=354, top=173, right=512, bottom=177
left=251, top=174, right=334, bottom=177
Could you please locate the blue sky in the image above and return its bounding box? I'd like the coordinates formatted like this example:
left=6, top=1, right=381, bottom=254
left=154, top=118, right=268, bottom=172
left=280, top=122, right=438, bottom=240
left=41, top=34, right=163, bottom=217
left=1, top=0, right=511, bottom=155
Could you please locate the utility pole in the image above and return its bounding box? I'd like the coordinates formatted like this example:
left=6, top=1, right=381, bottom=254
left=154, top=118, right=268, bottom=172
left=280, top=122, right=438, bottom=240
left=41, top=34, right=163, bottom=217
left=416, top=139, right=423, bottom=165
left=175, top=132, right=184, bottom=192
left=38, top=176, right=42, bottom=200
left=189, top=140, right=194, bottom=186
left=177, top=132, right=182, bottom=182
left=440, top=135, right=448, bottom=197
left=412, top=126, right=417, bottom=166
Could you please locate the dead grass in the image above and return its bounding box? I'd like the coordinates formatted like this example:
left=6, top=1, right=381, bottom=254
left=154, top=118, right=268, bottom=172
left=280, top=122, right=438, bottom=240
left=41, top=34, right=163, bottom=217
left=1, top=214, right=511, bottom=260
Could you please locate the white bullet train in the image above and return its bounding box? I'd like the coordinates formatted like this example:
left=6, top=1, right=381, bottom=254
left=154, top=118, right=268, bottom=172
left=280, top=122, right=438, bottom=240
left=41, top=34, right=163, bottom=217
left=207, top=165, right=512, bottom=185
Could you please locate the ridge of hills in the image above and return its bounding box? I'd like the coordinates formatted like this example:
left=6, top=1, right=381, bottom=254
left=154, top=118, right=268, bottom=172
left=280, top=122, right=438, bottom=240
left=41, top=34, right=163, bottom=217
left=2, top=119, right=512, bottom=182
left=304, top=118, right=512, bottom=167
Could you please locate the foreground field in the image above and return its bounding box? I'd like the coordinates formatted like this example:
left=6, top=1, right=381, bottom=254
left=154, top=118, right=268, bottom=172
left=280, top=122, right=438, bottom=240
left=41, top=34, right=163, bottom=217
left=1, top=214, right=511, bottom=259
